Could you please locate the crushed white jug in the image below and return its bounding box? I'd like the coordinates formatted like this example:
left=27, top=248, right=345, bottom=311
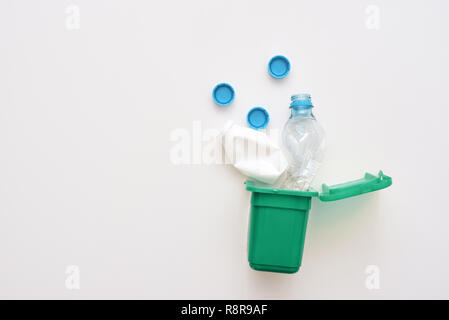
left=221, top=121, right=288, bottom=185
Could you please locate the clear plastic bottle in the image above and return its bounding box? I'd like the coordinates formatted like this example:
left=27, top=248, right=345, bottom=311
left=280, top=94, right=325, bottom=191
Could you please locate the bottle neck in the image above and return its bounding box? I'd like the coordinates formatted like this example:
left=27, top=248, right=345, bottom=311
left=291, top=106, right=314, bottom=118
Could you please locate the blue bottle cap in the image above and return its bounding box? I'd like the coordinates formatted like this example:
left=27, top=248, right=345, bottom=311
left=268, top=55, right=290, bottom=79
left=247, top=107, right=270, bottom=130
left=212, top=83, right=235, bottom=106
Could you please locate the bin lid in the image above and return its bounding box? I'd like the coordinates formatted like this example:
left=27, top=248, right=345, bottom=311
left=318, top=171, right=392, bottom=202
left=245, top=171, right=392, bottom=202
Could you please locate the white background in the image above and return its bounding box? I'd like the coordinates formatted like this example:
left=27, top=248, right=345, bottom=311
left=1, top=0, right=448, bottom=299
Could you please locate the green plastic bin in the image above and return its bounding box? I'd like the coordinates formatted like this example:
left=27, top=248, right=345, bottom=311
left=246, top=171, right=392, bottom=274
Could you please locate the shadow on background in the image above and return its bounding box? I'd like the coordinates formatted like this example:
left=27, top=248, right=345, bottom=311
left=310, top=192, right=379, bottom=235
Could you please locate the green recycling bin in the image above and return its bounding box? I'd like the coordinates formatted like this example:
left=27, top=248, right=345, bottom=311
left=246, top=171, right=392, bottom=274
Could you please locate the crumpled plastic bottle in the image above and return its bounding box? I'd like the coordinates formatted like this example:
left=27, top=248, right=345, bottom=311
left=279, top=94, right=325, bottom=191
